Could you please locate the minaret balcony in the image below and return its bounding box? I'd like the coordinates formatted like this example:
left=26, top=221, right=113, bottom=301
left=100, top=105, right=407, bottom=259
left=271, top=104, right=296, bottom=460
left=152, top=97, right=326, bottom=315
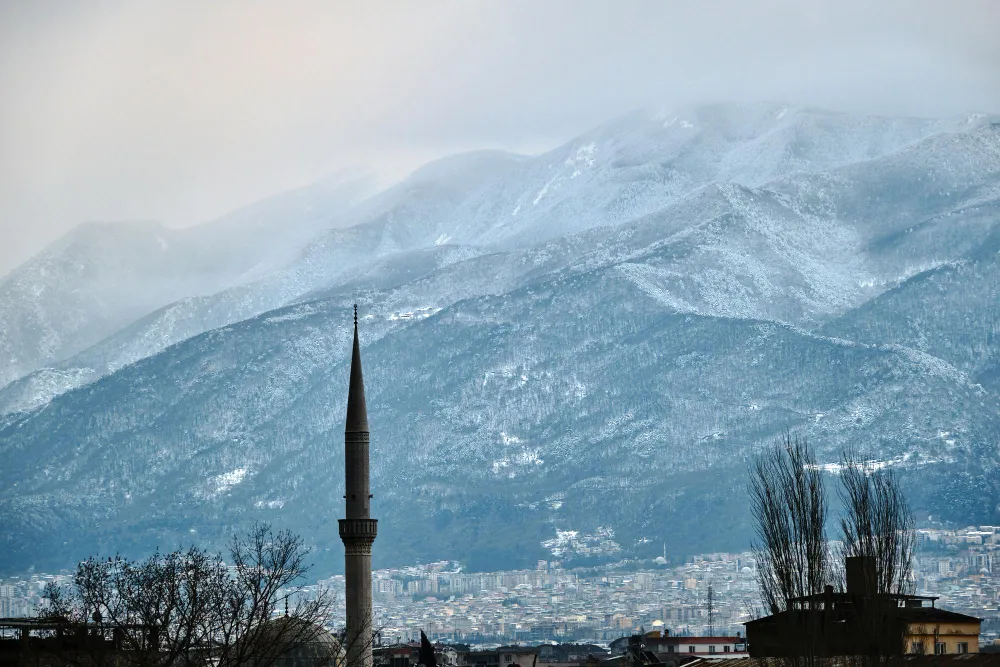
left=338, top=518, right=378, bottom=542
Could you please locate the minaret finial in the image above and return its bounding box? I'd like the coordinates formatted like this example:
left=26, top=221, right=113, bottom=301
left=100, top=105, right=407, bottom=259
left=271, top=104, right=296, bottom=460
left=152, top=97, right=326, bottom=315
left=354, top=303, right=358, bottom=327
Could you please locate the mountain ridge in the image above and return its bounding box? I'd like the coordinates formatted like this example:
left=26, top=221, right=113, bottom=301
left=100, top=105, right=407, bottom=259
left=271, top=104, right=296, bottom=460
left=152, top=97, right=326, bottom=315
left=1, top=103, right=998, bottom=575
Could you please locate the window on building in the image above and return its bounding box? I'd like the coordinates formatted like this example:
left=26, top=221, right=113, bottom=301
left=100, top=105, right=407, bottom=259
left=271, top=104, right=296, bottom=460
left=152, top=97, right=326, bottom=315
left=724, top=646, right=731, bottom=653
left=957, top=643, right=969, bottom=654
left=667, top=646, right=675, bottom=653
left=911, top=642, right=925, bottom=654
left=688, top=646, right=696, bottom=653
left=709, top=646, right=716, bottom=654
left=935, top=642, right=946, bottom=655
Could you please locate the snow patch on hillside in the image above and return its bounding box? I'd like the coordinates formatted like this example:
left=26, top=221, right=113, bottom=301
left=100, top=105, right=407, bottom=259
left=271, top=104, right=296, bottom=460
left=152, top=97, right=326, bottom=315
left=615, top=263, right=698, bottom=313
left=500, top=431, right=521, bottom=445
left=533, top=176, right=558, bottom=206
left=565, top=143, right=597, bottom=178
left=389, top=306, right=441, bottom=321
left=541, top=526, right=621, bottom=559
left=808, top=451, right=949, bottom=474
left=204, top=468, right=249, bottom=498
left=491, top=447, right=544, bottom=478
left=264, top=304, right=319, bottom=324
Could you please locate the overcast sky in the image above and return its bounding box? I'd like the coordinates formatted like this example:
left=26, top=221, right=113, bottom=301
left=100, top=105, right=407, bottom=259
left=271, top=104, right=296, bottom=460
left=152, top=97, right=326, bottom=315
left=1, top=0, right=998, bottom=275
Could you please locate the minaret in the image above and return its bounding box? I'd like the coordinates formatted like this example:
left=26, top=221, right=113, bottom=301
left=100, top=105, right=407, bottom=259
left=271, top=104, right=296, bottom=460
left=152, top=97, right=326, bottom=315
left=339, top=305, right=377, bottom=667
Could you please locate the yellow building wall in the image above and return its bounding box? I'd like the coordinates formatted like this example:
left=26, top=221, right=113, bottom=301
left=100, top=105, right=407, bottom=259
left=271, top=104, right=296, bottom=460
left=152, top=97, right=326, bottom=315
left=906, top=621, right=980, bottom=654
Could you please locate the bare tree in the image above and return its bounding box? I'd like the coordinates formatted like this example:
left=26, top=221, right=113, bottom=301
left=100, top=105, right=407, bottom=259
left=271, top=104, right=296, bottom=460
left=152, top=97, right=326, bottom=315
left=749, top=434, right=830, bottom=614
left=40, top=523, right=345, bottom=667
left=838, top=451, right=915, bottom=597
left=746, top=440, right=918, bottom=664
left=38, top=546, right=230, bottom=667
left=838, top=450, right=915, bottom=665
left=748, top=434, right=830, bottom=667
left=213, top=523, right=338, bottom=667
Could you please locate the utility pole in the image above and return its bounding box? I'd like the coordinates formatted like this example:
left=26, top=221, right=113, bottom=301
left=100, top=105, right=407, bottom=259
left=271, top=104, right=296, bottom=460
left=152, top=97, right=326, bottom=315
left=707, top=583, right=714, bottom=637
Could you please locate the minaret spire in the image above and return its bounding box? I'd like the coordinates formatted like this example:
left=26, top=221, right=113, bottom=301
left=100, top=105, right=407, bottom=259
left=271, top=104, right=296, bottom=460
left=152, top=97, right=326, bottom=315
left=346, top=304, right=369, bottom=434
left=339, top=305, right=377, bottom=667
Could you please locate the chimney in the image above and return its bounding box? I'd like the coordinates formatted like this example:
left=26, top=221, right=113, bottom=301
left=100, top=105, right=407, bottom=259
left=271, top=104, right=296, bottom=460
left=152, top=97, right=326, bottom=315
left=845, top=556, right=876, bottom=598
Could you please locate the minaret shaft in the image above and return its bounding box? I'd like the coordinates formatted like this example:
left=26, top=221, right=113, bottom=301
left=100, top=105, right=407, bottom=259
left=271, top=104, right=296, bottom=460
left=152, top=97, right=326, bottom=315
left=344, top=434, right=371, bottom=519
left=339, top=306, right=376, bottom=667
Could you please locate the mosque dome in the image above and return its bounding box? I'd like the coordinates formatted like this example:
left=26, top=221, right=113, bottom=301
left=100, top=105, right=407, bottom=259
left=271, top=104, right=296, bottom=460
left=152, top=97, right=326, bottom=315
left=253, top=617, right=343, bottom=667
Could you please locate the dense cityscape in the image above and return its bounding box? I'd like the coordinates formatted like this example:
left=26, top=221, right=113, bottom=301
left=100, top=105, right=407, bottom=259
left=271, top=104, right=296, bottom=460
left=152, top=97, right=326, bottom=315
left=4, top=524, right=999, bottom=648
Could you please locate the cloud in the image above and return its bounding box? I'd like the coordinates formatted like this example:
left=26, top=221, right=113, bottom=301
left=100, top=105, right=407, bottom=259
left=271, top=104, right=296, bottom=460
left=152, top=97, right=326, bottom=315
left=0, top=0, right=997, bottom=274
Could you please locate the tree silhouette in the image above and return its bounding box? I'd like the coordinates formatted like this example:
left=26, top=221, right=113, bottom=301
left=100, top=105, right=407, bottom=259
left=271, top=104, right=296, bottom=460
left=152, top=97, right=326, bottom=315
left=749, top=434, right=829, bottom=614
left=838, top=449, right=915, bottom=665
left=38, top=523, right=363, bottom=667
left=838, top=450, right=915, bottom=598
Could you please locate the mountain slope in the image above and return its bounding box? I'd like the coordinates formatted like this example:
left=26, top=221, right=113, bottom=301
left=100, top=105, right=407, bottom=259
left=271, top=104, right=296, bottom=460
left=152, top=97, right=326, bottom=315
left=1, top=261, right=997, bottom=574
left=0, top=172, right=376, bottom=388
left=822, top=224, right=1000, bottom=376
left=8, top=116, right=998, bottom=415
left=1, top=104, right=999, bottom=575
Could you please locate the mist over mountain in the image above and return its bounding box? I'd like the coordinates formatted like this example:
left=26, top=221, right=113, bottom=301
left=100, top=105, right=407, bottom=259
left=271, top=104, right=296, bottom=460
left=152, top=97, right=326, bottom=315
left=0, top=171, right=377, bottom=390
left=2, top=104, right=987, bottom=412
left=0, top=103, right=998, bottom=575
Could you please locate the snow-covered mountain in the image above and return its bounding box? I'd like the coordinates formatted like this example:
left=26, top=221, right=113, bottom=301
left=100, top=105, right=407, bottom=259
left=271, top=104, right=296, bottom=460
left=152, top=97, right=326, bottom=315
left=0, top=170, right=377, bottom=390
left=1, top=103, right=998, bottom=575
left=5, top=104, right=991, bottom=413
